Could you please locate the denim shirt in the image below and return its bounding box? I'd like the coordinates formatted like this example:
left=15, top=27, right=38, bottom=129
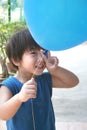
left=1, top=72, right=56, bottom=130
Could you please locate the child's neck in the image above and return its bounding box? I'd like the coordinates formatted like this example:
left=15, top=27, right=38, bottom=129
left=14, top=71, right=33, bottom=83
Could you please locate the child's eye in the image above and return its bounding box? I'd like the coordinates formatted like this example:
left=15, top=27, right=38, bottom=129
left=31, top=51, right=36, bottom=54
left=30, top=51, right=37, bottom=55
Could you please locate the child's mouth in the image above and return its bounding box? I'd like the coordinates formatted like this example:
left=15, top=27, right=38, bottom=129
left=35, top=65, right=45, bottom=70
left=35, top=63, right=45, bottom=72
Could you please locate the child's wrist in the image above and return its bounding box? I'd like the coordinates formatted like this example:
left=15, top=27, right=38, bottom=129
left=16, top=94, right=23, bottom=103
left=49, top=66, right=58, bottom=75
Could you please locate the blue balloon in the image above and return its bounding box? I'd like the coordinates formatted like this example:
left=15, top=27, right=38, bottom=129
left=24, top=0, right=87, bottom=51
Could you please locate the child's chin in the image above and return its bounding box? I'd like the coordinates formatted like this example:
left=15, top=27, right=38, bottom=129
left=35, top=71, right=43, bottom=76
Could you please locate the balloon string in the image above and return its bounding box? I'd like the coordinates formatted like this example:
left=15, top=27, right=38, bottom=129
left=31, top=71, right=37, bottom=130
left=31, top=99, right=36, bottom=130
left=31, top=50, right=48, bottom=130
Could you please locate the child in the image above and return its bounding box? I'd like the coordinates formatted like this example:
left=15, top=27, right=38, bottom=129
left=0, top=29, right=79, bottom=130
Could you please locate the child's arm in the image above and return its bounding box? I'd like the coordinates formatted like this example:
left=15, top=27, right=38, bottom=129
left=51, top=66, right=79, bottom=88
left=42, top=51, right=79, bottom=88
left=0, top=86, right=22, bottom=120
left=0, top=78, right=37, bottom=120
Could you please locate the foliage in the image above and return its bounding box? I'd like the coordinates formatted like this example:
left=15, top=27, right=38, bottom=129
left=0, top=19, right=26, bottom=58
left=1, top=0, right=18, bottom=10
left=0, top=19, right=27, bottom=77
left=11, top=0, right=18, bottom=11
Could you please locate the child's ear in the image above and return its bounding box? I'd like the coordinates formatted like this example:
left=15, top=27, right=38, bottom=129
left=11, top=58, right=20, bottom=67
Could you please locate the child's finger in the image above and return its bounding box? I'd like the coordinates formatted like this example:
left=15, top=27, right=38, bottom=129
left=25, top=78, right=37, bottom=86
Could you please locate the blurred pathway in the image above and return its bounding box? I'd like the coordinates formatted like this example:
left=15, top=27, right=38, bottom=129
left=52, top=44, right=87, bottom=122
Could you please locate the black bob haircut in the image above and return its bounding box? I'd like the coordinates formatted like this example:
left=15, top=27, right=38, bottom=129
left=6, top=28, right=44, bottom=69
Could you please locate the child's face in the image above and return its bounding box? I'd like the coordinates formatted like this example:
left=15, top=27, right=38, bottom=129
left=18, top=49, right=46, bottom=76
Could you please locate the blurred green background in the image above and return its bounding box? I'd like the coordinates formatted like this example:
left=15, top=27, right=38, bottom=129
left=0, top=0, right=27, bottom=78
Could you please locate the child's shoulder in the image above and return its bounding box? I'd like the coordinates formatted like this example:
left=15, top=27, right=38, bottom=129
left=36, top=72, right=51, bottom=79
left=1, top=76, right=17, bottom=86
left=0, top=76, right=22, bottom=95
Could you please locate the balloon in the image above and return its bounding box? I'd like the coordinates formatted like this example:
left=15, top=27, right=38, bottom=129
left=24, top=0, right=87, bottom=51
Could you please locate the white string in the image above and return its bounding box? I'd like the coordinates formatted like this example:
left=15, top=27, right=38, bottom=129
left=31, top=99, right=36, bottom=130
left=30, top=53, right=46, bottom=130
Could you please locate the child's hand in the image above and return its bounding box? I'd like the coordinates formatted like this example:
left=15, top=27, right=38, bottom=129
left=18, top=78, right=37, bottom=102
left=42, top=51, right=59, bottom=74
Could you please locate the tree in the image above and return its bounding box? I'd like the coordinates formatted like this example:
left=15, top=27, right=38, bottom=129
left=11, top=0, right=18, bottom=11
left=8, top=0, right=11, bottom=22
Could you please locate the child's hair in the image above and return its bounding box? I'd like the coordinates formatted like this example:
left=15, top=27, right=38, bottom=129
left=6, top=28, right=43, bottom=69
